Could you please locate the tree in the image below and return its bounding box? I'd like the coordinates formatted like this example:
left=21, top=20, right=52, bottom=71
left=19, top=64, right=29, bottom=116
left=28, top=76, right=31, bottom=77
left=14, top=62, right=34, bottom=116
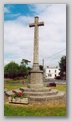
left=59, top=56, right=66, bottom=79
left=21, top=59, right=31, bottom=66
left=19, top=65, right=28, bottom=77
left=20, top=59, right=31, bottom=78
left=39, top=65, right=43, bottom=70
left=4, top=61, right=19, bottom=78
left=4, top=59, right=31, bottom=79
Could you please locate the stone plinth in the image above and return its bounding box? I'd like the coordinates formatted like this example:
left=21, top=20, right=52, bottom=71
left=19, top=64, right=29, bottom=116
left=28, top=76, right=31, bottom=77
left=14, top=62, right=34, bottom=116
left=28, top=69, right=44, bottom=88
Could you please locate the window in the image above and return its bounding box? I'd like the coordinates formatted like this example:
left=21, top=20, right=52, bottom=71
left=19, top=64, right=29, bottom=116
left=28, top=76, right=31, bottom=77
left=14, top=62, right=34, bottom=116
left=48, top=74, right=52, bottom=77
left=49, top=70, right=51, bottom=73
left=55, top=70, right=56, bottom=73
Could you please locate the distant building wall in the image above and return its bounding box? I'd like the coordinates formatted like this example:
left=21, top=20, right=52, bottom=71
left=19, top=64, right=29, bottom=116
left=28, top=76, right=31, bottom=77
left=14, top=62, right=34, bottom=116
left=45, top=66, right=60, bottom=79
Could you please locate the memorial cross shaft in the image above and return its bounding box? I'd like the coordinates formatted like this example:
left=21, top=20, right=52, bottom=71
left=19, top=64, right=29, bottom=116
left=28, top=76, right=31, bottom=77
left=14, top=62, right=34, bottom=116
left=28, top=16, right=44, bottom=88
left=29, top=16, right=44, bottom=70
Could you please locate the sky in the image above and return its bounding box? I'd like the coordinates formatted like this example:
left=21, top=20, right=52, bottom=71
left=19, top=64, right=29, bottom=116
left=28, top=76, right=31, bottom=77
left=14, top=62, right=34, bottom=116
left=4, top=4, right=66, bottom=68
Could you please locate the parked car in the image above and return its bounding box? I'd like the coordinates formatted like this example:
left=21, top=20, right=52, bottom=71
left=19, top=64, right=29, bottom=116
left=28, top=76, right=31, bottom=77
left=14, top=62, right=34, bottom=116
left=48, top=82, right=56, bottom=87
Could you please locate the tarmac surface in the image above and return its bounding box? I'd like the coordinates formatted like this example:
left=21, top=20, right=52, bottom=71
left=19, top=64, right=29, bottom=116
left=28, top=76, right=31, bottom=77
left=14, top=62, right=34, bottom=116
left=44, top=79, right=66, bottom=85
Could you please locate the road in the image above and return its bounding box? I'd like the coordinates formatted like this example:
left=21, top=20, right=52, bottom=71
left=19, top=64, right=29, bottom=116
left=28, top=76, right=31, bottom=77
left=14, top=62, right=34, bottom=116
left=44, top=79, right=66, bottom=85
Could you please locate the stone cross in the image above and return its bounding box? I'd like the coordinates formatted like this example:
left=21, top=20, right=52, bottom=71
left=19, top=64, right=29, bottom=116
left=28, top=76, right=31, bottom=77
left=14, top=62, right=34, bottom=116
left=28, top=16, right=44, bottom=88
left=29, top=16, right=44, bottom=70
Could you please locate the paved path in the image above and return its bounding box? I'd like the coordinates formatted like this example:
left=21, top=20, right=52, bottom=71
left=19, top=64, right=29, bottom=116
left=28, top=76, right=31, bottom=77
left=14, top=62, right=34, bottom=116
left=44, top=80, right=66, bottom=85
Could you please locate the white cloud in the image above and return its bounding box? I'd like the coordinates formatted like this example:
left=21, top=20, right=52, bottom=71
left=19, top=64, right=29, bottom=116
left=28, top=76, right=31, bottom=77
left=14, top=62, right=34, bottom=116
left=4, top=7, right=10, bottom=13
left=4, top=4, right=66, bottom=67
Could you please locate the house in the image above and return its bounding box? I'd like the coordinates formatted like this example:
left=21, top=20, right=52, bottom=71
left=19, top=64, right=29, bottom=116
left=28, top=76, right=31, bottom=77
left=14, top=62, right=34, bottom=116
left=45, top=66, right=60, bottom=79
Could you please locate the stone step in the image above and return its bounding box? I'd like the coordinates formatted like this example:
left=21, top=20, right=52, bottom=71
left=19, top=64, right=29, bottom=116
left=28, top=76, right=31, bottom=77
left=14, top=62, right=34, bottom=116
left=28, top=91, right=65, bottom=101
left=24, top=89, right=58, bottom=96
left=20, top=87, right=51, bottom=92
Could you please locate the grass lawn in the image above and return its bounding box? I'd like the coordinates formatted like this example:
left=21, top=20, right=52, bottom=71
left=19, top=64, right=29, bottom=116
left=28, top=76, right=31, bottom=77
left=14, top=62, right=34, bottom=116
left=4, top=78, right=28, bottom=83
left=4, top=78, right=66, bottom=91
left=4, top=83, right=27, bottom=91
left=52, top=84, right=66, bottom=91
left=4, top=78, right=28, bottom=90
left=4, top=104, right=66, bottom=116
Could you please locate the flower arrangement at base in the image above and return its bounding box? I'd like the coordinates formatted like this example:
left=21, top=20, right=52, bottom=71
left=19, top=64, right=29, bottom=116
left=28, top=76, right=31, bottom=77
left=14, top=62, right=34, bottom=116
left=9, top=90, right=27, bottom=103
left=12, top=90, right=27, bottom=99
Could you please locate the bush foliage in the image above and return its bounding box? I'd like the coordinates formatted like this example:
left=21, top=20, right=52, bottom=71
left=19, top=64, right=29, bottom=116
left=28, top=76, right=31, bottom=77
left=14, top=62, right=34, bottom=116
left=4, top=60, right=31, bottom=79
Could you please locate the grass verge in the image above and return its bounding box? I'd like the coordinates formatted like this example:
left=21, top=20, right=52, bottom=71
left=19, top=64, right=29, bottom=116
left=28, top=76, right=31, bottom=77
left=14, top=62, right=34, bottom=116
left=4, top=104, right=66, bottom=116
left=52, top=84, right=66, bottom=91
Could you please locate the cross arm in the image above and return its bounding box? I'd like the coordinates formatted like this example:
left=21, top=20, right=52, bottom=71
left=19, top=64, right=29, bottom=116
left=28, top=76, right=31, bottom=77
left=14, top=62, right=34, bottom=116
left=38, top=22, right=44, bottom=26
left=29, top=23, right=35, bottom=27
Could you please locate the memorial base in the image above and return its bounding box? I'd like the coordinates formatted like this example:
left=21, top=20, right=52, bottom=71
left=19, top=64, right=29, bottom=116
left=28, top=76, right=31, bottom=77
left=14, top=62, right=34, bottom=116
left=28, top=70, right=44, bottom=88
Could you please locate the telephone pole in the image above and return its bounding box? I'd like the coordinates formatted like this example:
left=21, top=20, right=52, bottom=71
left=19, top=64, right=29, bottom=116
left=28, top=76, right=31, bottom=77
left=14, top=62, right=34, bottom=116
left=42, top=59, right=45, bottom=81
